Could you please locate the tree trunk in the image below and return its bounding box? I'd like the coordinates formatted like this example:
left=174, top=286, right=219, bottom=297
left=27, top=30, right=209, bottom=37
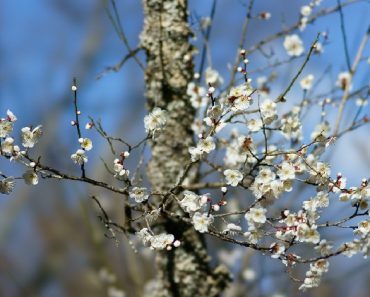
left=140, top=0, right=230, bottom=296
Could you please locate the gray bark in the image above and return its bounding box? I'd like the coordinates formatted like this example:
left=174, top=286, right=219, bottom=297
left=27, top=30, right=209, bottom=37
left=140, top=0, right=230, bottom=296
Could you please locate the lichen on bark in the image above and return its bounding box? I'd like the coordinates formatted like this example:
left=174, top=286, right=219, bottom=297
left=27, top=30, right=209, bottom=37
left=140, top=0, right=230, bottom=296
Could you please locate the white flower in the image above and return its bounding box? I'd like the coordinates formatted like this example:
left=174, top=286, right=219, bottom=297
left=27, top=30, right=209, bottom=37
left=314, top=42, right=324, bottom=54
left=189, top=137, right=215, bottom=161
left=244, top=226, right=264, bottom=244
left=311, top=121, right=330, bottom=140
left=297, top=224, right=320, bottom=244
left=224, top=223, right=242, bottom=234
left=150, top=233, right=174, bottom=250
left=245, top=207, right=267, bottom=224
left=283, top=35, right=304, bottom=56
left=6, top=110, right=17, bottom=122
left=0, top=177, right=15, bottom=194
left=315, top=240, right=333, bottom=256
left=130, top=187, right=149, bottom=203
left=228, top=84, right=253, bottom=111
left=79, top=138, right=93, bottom=151
left=203, top=117, right=226, bottom=133
left=270, top=242, right=285, bottom=258
left=71, top=149, right=88, bottom=165
left=21, top=125, right=43, bottom=148
left=336, top=72, right=352, bottom=90
left=224, top=169, right=243, bottom=187
left=23, top=170, right=38, bottom=185
left=277, top=162, right=296, bottom=181
left=300, top=74, right=314, bottom=90
left=357, top=221, right=370, bottom=235
left=300, top=5, right=312, bottom=16
left=0, top=110, right=17, bottom=138
left=0, top=120, right=14, bottom=138
left=260, top=99, right=277, bottom=123
left=107, top=287, right=125, bottom=297
left=112, top=159, right=129, bottom=177
left=205, top=67, right=223, bottom=87
left=247, top=118, right=263, bottom=132
left=356, top=98, right=368, bottom=107
left=180, top=191, right=205, bottom=213
left=189, top=146, right=203, bottom=162
left=207, top=104, right=223, bottom=119
left=198, top=137, right=215, bottom=153
left=99, top=268, right=116, bottom=283
left=1, top=137, right=14, bottom=154
left=242, top=269, right=256, bottom=281
left=136, top=228, right=152, bottom=245
left=187, top=82, right=207, bottom=108
left=256, top=167, right=275, bottom=184
left=144, top=108, right=167, bottom=134
left=192, top=212, right=213, bottom=233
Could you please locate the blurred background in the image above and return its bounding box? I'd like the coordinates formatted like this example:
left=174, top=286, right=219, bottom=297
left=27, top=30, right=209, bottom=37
left=0, top=0, right=370, bottom=296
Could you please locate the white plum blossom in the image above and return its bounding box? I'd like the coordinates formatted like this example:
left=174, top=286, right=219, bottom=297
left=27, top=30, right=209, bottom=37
left=6, top=110, right=17, bottom=122
left=224, top=223, right=242, bottom=234
left=315, top=240, right=333, bottom=256
left=107, top=287, right=125, bottom=297
left=284, top=34, right=304, bottom=56
left=136, top=228, right=152, bottom=245
left=21, top=125, right=43, bottom=148
left=255, top=167, right=276, bottom=184
left=356, top=98, right=368, bottom=107
left=144, top=108, right=167, bottom=134
left=189, top=136, right=215, bottom=161
left=113, top=159, right=129, bottom=177
left=0, top=110, right=17, bottom=138
left=260, top=99, right=277, bottom=124
left=311, top=121, right=330, bottom=140
left=224, top=169, right=243, bottom=187
left=71, top=149, right=88, bottom=165
left=137, top=229, right=175, bottom=250
left=23, top=170, right=39, bottom=185
left=130, top=187, right=149, bottom=203
left=228, top=84, right=253, bottom=111
left=314, top=42, right=324, bottom=54
left=247, top=118, right=263, bottom=132
left=0, top=121, right=13, bottom=138
left=280, top=109, right=303, bottom=141
left=0, top=177, right=15, bottom=194
left=180, top=191, right=205, bottom=213
left=79, top=138, right=93, bottom=151
left=192, top=212, right=214, bottom=233
left=300, top=74, right=314, bottom=90
left=300, top=5, right=312, bottom=16
left=1, top=137, right=15, bottom=154
left=198, top=137, right=216, bottom=153
left=356, top=221, right=370, bottom=236
left=270, top=243, right=286, bottom=258
left=203, top=117, right=226, bottom=133
left=297, top=224, right=320, bottom=244
left=299, top=260, right=329, bottom=291
left=187, top=82, right=207, bottom=108
left=336, top=72, right=352, bottom=90
left=245, top=207, right=267, bottom=224
left=277, top=162, right=296, bottom=181
left=205, top=67, right=223, bottom=87
left=244, top=226, right=264, bottom=244
left=242, top=269, right=256, bottom=281
left=150, top=233, right=175, bottom=250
